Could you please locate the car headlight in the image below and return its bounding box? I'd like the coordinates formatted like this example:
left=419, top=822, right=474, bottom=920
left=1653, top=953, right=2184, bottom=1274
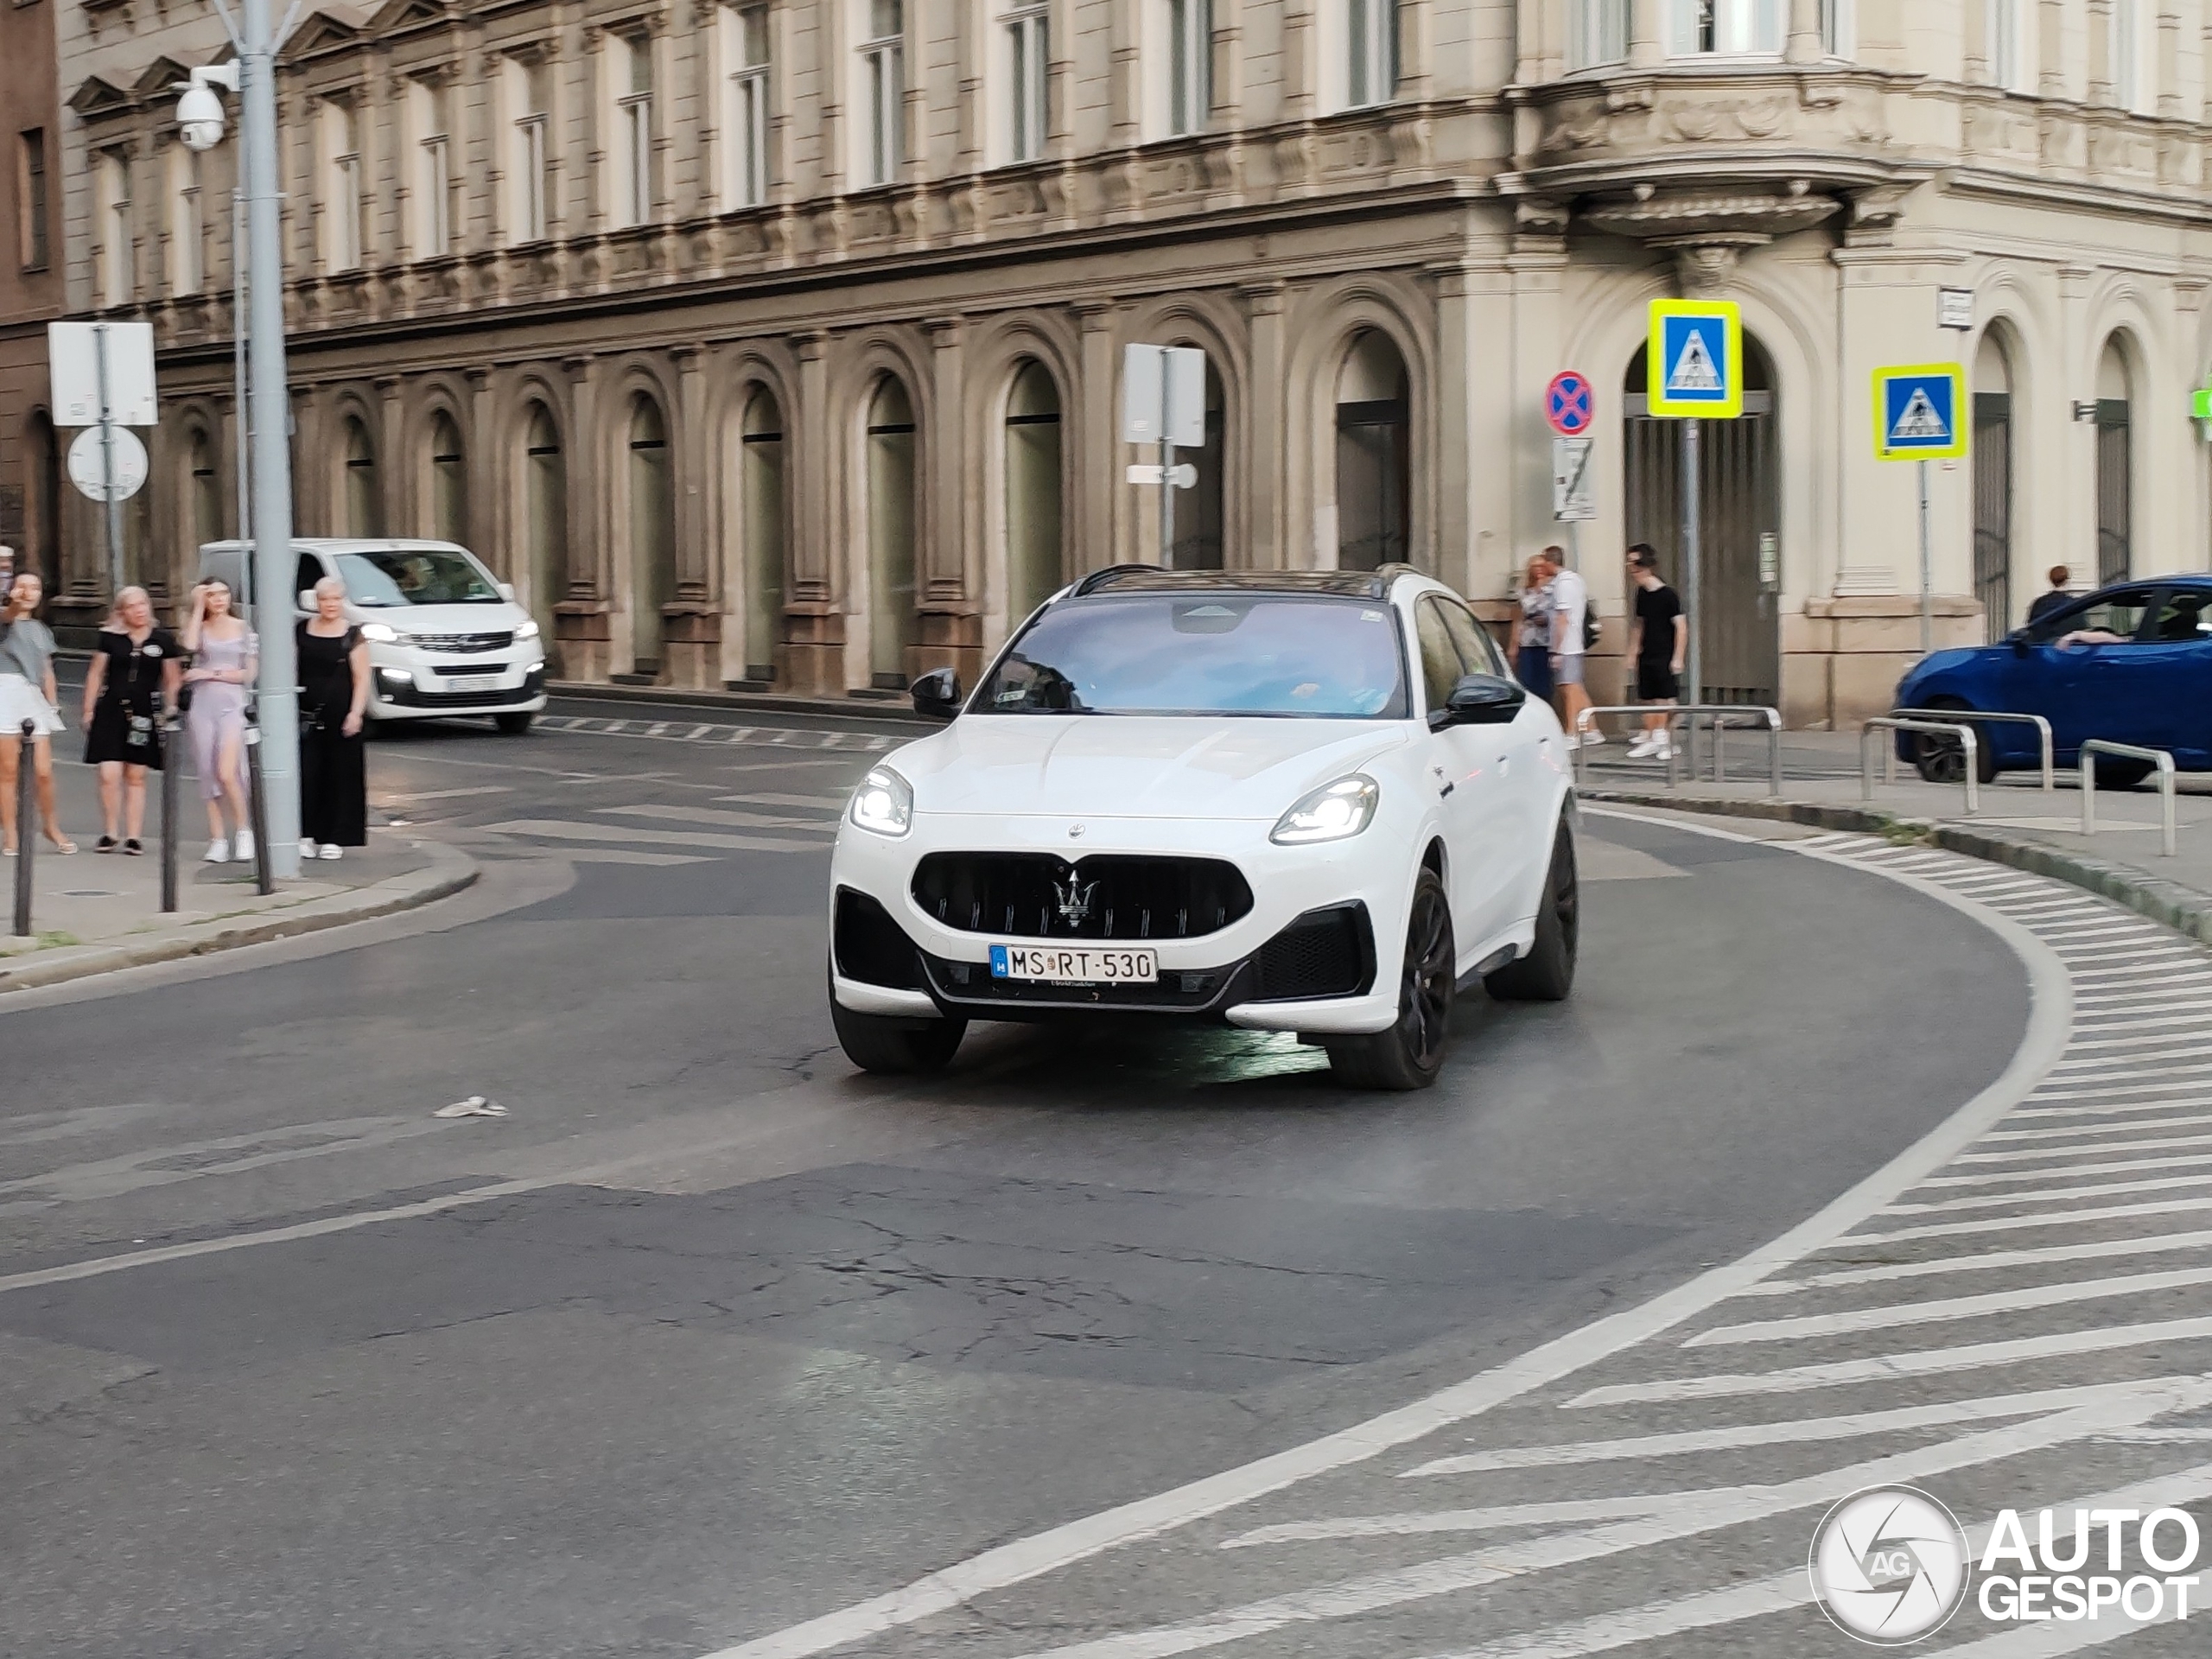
left=849, top=766, right=914, bottom=838
left=514, top=620, right=541, bottom=640
left=359, top=621, right=405, bottom=645
left=1271, top=775, right=1380, bottom=845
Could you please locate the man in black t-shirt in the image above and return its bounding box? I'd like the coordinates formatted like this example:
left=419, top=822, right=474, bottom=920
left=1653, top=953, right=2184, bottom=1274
left=1624, top=543, right=1686, bottom=761
left=2025, top=566, right=2073, bottom=628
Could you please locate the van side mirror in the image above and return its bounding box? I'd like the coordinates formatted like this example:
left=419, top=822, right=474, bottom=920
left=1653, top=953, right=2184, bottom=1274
left=911, top=667, right=963, bottom=721
left=297, top=590, right=317, bottom=613
left=498, top=582, right=518, bottom=602
left=2008, top=629, right=2031, bottom=658
left=1436, top=673, right=1527, bottom=728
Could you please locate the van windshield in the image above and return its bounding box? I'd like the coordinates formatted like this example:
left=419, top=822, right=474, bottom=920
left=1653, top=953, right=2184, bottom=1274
left=335, top=550, right=501, bottom=607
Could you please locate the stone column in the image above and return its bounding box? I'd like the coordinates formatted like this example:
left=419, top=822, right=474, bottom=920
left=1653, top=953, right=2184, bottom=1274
left=1077, top=303, right=1120, bottom=573
left=467, top=365, right=495, bottom=563
left=2159, top=6, right=2183, bottom=116
left=1243, top=282, right=1287, bottom=568
left=664, top=344, right=718, bottom=688
left=1433, top=265, right=1475, bottom=597
left=1963, top=0, right=1990, bottom=84
left=1784, top=0, right=1824, bottom=63
left=783, top=332, right=843, bottom=695
left=2088, top=0, right=2114, bottom=105
left=922, top=316, right=978, bottom=677
left=376, top=374, right=408, bottom=534
left=555, top=353, right=609, bottom=679
left=2041, top=0, right=2065, bottom=97
left=1628, top=0, right=1667, bottom=68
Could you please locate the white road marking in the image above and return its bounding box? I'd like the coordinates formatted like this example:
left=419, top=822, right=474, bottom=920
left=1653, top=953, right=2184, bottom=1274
left=1981, top=1111, right=2212, bottom=1143
left=375, top=785, right=512, bottom=804
left=1920, top=1148, right=2212, bottom=1185
left=1885, top=1170, right=2212, bottom=1214
left=695, top=818, right=2075, bottom=1659
left=480, top=818, right=831, bottom=854
left=1746, top=1230, right=2212, bottom=1296
left=1217, top=1493, right=1685, bottom=1548
left=716, top=791, right=850, bottom=810
left=1967, top=1122, right=2212, bottom=1154
left=552, top=849, right=710, bottom=867
left=599, top=803, right=837, bottom=833
left=1685, top=1263, right=2212, bottom=1346
left=1848, top=1192, right=2212, bottom=1246
left=1570, top=1317, right=2212, bottom=1407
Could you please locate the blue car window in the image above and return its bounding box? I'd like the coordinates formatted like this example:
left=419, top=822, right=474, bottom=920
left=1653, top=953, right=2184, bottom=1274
left=2147, top=590, right=2212, bottom=642
left=2033, top=586, right=2158, bottom=643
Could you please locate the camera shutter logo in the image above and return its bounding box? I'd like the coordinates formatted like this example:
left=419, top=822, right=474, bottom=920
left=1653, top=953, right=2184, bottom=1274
left=1808, top=1485, right=1971, bottom=1645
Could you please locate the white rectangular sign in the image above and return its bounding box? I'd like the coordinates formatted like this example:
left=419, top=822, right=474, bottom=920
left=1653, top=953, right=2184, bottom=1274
left=1122, top=343, right=1206, bottom=448
left=48, top=321, right=158, bottom=427
left=1938, top=287, right=1974, bottom=333
left=1552, top=436, right=1596, bottom=522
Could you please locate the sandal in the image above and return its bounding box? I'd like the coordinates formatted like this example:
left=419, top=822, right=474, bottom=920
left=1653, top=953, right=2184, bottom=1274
left=94, top=836, right=118, bottom=854
left=122, top=838, right=143, bottom=856
left=48, top=838, right=77, bottom=855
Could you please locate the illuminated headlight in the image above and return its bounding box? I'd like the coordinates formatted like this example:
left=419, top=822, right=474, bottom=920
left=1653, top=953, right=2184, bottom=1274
left=359, top=621, right=407, bottom=645
left=1271, top=775, right=1380, bottom=845
left=849, top=766, right=914, bottom=838
left=514, top=620, right=541, bottom=640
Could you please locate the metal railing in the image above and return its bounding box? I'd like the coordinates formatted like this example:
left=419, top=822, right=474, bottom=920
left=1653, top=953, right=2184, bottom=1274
left=1863, top=717, right=1980, bottom=816
left=1573, top=704, right=1783, bottom=797
left=1891, top=708, right=2056, bottom=792
left=2081, top=740, right=2178, bottom=857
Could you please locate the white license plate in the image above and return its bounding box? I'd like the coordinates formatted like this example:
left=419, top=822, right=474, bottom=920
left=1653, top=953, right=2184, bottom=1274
left=989, top=944, right=1158, bottom=985
left=447, top=676, right=500, bottom=695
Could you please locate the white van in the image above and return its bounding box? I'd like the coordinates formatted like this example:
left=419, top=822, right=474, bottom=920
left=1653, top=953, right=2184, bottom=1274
left=196, top=538, right=549, bottom=733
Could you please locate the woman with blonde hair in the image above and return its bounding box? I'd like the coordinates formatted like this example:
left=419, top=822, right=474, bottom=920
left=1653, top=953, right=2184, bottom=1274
left=181, top=579, right=257, bottom=863
left=296, top=576, right=370, bottom=859
left=0, top=570, right=75, bottom=856
left=81, top=586, right=180, bottom=855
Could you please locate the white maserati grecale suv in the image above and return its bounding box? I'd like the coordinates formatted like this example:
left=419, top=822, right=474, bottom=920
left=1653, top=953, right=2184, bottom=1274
left=827, top=565, right=1580, bottom=1090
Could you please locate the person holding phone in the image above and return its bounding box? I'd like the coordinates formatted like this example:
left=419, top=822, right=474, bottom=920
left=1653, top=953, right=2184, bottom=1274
left=181, top=580, right=257, bottom=864
left=0, top=571, right=75, bottom=856
left=296, top=576, right=370, bottom=861
left=81, top=586, right=180, bottom=855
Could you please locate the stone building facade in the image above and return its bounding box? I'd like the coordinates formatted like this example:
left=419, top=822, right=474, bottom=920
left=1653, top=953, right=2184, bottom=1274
left=35, top=0, right=2212, bottom=721
left=1, top=0, right=64, bottom=572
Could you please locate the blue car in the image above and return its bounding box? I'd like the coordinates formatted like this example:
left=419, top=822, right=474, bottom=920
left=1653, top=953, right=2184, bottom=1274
left=1893, top=575, right=2212, bottom=785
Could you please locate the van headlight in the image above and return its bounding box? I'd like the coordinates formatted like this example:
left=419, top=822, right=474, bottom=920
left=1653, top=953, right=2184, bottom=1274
left=849, top=767, right=914, bottom=838
left=359, top=621, right=415, bottom=645
left=1271, top=775, right=1379, bottom=845
left=515, top=620, right=541, bottom=640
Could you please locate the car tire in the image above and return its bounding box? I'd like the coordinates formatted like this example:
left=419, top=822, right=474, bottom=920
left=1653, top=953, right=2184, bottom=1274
left=1485, top=821, right=1580, bottom=1003
left=1910, top=700, right=1998, bottom=785
left=831, top=996, right=968, bottom=1075
left=2091, top=758, right=2156, bottom=791
left=494, top=712, right=534, bottom=736
left=1325, top=866, right=1454, bottom=1091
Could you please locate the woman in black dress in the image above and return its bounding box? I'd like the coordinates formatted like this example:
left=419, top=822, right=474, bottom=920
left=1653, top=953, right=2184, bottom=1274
left=79, top=586, right=181, bottom=855
left=297, top=576, right=371, bottom=861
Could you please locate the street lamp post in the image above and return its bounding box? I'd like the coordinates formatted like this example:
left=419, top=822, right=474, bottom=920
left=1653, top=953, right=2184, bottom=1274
left=178, top=24, right=301, bottom=878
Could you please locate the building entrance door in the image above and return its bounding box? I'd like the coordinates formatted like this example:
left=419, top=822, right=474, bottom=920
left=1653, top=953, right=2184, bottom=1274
left=1623, top=340, right=1780, bottom=706
left=1974, top=392, right=2013, bottom=639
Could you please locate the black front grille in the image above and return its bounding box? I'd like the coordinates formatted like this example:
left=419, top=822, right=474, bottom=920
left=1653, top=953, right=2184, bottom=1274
left=834, top=888, right=925, bottom=990
left=414, top=631, right=515, bottom=654
left=912, top=854, right=1254, bottom=941
left=1250, top=903, right=1375, bottom=1001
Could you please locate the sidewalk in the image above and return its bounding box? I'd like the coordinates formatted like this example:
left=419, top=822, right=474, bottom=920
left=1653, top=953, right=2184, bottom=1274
left=1, top=751, right=474, bottom=993
left=1576, top=726, right=2212, bottom=942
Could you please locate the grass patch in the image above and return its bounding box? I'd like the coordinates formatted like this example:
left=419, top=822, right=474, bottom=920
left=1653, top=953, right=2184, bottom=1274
left=35, top=930, right=80, bottom=949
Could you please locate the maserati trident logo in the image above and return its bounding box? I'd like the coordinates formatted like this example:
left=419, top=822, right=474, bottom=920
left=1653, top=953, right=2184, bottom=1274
left=1053, top=871, right=1099, bottom=927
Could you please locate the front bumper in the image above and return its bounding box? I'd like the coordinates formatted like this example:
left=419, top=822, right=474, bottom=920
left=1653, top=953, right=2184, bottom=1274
left=829, top=810, right=1416, bottom=1035
left=372, top=658, right=547, bottom=718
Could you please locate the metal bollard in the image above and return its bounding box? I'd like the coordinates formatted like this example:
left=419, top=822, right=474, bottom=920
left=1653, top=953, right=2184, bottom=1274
left=245, top=720, right=272, bottom=896
left=160, top=712, right=181, bottom=913
left=12, top=717, right=34, bottom=938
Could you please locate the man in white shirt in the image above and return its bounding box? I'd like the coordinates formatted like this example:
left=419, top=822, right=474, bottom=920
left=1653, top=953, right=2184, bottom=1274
left=1546, top=547, right=1597, bottom=747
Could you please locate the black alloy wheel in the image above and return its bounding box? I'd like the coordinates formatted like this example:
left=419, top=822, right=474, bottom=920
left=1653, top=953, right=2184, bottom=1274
left=1910, top=699, right=1997, bottom=785
left=1326, top=866, right=1454, bottom=1091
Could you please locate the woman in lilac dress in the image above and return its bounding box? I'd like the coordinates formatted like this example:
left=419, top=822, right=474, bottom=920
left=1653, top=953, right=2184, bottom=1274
left=181, top=581, right=257, bottom=864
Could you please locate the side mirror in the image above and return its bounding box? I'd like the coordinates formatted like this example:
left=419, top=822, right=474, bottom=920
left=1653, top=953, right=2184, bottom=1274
left=911, top=666, right=963, bottom=721
left=296, top=590, right=317, bottom=613
left=497, top=582, right=518, bottom=602
left=1438, top=672, right=1527, bottom=728
left=2008, top=629, right=2031, bottom=658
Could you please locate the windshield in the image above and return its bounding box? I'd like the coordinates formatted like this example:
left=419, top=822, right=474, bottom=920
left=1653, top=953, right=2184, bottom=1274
left=976, top=594, right=1409, bottom=719
left=335, top=549, right=501, bottom=607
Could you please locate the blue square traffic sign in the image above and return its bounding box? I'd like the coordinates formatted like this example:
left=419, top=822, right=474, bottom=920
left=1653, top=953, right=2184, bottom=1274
left=1647, top=301, right=1743, bottom=419
left=1872, top=365, right=1967, bottom=461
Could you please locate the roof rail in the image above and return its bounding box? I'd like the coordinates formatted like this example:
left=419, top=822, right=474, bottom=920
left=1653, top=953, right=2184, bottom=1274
left=1067, top=567, right=1408, bottom=600
left=1070, top=563, right=1159, bottom=597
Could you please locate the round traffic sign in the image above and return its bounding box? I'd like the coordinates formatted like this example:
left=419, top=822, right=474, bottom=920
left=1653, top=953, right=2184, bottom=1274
left=1546, top=372, right=1595, bottom=437
left=67, top=427, right=149, bottom=503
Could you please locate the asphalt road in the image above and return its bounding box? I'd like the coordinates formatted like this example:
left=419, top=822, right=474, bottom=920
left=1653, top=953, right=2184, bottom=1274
left=0, top=704, right=2045, bottom=1658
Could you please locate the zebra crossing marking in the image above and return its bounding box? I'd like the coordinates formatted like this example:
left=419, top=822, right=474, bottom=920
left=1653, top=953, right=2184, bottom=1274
left=537, top=712, right=899, bottom=753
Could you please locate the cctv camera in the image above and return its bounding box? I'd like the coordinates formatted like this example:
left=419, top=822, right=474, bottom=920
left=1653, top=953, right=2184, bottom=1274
left=181, top=118, right=224, bottom=151
left=176, top=83, right=226, bottom=149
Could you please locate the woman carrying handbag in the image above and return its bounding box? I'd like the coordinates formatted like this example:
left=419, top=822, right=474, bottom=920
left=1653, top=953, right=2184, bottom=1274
left=296, top=577, right=372, bottom=861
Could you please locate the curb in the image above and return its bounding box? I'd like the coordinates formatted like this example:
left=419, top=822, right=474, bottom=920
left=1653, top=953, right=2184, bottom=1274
left=0, top=840, right=479, bottom=995
left=1581, top=787, right=2212, bottom=947
left=546, top=680, right=935, bottom=730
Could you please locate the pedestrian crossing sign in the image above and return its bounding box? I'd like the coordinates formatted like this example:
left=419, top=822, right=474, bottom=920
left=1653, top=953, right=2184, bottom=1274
left=1872, top=364, right=1968, bottom=461
left=1646, top=300, right=1744, bottom=420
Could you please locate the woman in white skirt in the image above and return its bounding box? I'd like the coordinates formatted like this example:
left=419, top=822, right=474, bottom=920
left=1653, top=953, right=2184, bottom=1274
left=0, top=571, right=75, bottom=855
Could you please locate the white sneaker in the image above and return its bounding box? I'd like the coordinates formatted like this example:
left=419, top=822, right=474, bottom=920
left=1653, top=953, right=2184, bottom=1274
left=1578, top=731, right=1606, bottom=749
left=203, top=839, right=230, bottom=864
left=320, top=843, right=344, bottom=861
left=1626, top=736, right=1659, bottom=759
left=298, top=838, right=318, bottom=859
left=234, top=829, right=255, bottom=861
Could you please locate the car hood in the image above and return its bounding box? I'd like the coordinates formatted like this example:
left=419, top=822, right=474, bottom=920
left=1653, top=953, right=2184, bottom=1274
left=893, top=717, right=1414, bottom=822
left=1897, top=645, right=1991, bottom=695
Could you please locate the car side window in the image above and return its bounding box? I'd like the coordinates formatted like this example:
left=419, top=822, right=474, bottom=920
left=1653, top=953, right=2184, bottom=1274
left=1438, top=601, right=1507, bottom=679
left=2034, top=586, right=2157, bottom=643
left=1415, top=599, right=1462, bottom=713
left=2146, top=589, right=2212, bottom=643
left=294, top=553, right=323, bottom=606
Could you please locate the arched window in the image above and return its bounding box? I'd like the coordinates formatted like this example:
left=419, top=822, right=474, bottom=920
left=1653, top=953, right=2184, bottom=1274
left=189, top=428, right=223, bottom=550
left=1972, top=329, right=2015, bottom=637
left=866, top=374, right=918, bottom=687
left=2095, top=336, right=2132, bottom=585
left=1004, top=359, right=1062, bottom=618
left=1335, top=330, right=1409, bottom=572
left=628, top=394, right=674, bottom=674
left=429, top=410, right=467, bottom=545
left=740, top=385, right=786, bottom=683
left=523, top=403, right=566, bottom=639
left=342, top=415, right=384, bottom=537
